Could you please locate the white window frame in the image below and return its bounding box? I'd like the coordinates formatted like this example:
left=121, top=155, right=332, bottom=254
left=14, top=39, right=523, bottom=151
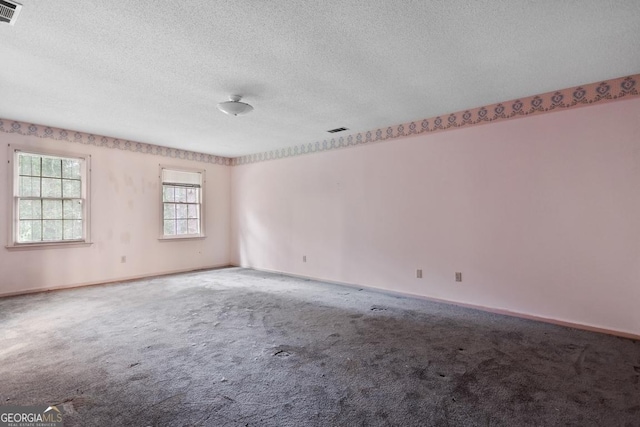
left=6, top=144, right=92, bottom=250
left=159, top=165, right=206, bottom=240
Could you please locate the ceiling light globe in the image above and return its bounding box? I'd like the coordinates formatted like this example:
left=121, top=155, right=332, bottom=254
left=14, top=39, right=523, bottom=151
left=217, top=95, right=254, bottom=116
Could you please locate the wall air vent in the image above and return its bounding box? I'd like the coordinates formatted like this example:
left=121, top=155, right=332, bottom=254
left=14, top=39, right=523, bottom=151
left=327, top=127, right=348, bottom=133
left=0, top=0, right=22, bottom=25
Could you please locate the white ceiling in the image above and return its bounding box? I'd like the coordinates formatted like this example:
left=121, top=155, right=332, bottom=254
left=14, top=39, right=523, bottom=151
left=1, top=1, right=639, bottom=158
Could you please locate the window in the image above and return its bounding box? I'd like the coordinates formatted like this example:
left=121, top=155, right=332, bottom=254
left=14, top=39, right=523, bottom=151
left=9, top=147, right=90, bottom=247
left=161, top=167, right=204, bottom=239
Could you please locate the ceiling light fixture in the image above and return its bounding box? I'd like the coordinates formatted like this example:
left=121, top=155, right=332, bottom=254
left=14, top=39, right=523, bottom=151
left=217, top=95, right=254, bottom=116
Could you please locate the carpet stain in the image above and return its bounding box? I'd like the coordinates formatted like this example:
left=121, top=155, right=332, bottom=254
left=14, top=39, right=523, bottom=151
left=59, top=397, right=92, bottom=415
left=412, top=367, right=430, bottom=381
left=405, top=391, right=421, bottom=400
left=574, top=345, right=590, bottom=375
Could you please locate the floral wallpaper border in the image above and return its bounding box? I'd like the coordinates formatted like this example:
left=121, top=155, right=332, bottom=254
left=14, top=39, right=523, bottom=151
left=233, top=74, right=639, bottom=166
left=0, top=121, right=232, bottom=166
left=1, top=74, right=637, bottom=167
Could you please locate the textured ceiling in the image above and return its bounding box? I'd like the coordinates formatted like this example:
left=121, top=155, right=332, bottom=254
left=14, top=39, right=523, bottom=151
left=1, top=1, right=639, bottom=158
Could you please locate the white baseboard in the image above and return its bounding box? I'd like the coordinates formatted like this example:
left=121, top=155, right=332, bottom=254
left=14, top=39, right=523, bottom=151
left=233, top=264, right=640, bottom=341
left=0, top=263, right=233, bottom=298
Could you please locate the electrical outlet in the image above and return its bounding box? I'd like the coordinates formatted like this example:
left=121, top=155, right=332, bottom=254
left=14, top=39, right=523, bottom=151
left=121, top=256, right=126, bottom=263
left=303, top=255, right=306, bottom=263
left=455, top=272, right=462, bottom=282
left=416, top=269, right=422, bottom=278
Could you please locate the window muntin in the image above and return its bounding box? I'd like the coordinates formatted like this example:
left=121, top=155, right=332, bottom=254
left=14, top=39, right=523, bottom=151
left=13, top=151, right=88, bottom=244
left=161, top=168, right=204, bottom=238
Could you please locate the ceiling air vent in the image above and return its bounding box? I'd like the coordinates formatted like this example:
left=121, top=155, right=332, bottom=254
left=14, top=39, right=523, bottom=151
left=327, top=127, right=348, bottom=133
left=0, top=0, right=22, bottom=25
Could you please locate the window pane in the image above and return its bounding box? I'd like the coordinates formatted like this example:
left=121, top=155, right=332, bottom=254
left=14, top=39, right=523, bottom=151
left=43, top=220, right=63, bottom=241
left=63, top=220, right=83, bottom=240
left=18, top=220, right=42, bottom=242
left=63, top=220, right=73, bottom=239
left=18, top=200, right=31, bottom=220
left=176, top=219, right=188, bottom=235
left=175, top=187, right=187, bottom=203
left=164, top=220, right=176, bottom=235
left=163, top=185, right=175, bottom=202
left=19, top=176, right=41, bottom=197
left=186, top=188, right=198, bottom=203
left=62, top=159, right=81, bottom=179
left=18, top=220, right=32, bottom=242
left=42, top=178, right=62, bottom=198
left=162, top=185, right=176, bottom=202
left=176, top=204, right=188, bottom=219
left=19, top=154, right=32, bottom=176
left=63, top=200, right=82, bottom=219
left=18, top=176, right=29, bottom=197
left=187, top=204, right=199, bottom=219
left=187, top=219, right=199, bottom=234
left=19, top=200, right=42, bottom=220
left=33, top=220, right=43, bottom=241
left=31, top=156, right=42, bottom=176
left=43, top=200, right=63, bottom=219
left=163, top=203, right=176, bottom=219
left=72, top=220, right=83, bottom=239
left=42, top=157, right=62, bottom=178
left=62, top=179, right=81, bottom=198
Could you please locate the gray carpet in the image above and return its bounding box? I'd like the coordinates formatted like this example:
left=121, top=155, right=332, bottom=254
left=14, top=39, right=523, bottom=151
left=1, top=267, right=639, bottom=426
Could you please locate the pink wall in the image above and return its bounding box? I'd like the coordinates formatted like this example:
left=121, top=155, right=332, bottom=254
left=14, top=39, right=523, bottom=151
left=231, top=97, right=640, bottom=336
left=0, top=131, right=231, bottom=295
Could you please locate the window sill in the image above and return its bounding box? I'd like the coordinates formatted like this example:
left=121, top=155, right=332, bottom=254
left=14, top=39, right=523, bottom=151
left=158, top=235, right=206, bottom=242
left=5, top=241, right=93, bottom=251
